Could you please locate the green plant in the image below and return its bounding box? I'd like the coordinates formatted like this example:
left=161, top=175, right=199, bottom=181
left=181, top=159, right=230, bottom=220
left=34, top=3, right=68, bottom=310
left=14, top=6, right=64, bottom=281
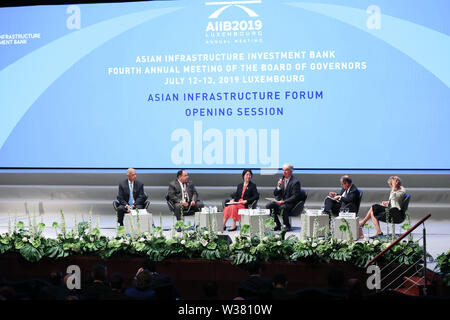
left=146, top=228, right=168, bottom=261
left=338, top=223, right=348, bottom=241
left=175, top=220, right=191, bottom=233
left=198, top=229, right=230, bottom=261
left=292, top=239, right=329, bottom=263
left=402, top=210, right=413, bottom=242
left=230, top=232, right=295, bottom=265
left=0, top=213, right=436, bottom=270
left=229, top=235, right=256, bottom=265
left=1, top=220, right=47, bottom=262
left=239, top=224, right=250, bottom=235
left=342, top=218, right=353, bottom=242
left=60, top=209, right=67, bottom=236
left=436, top=250, right=450, bottom=286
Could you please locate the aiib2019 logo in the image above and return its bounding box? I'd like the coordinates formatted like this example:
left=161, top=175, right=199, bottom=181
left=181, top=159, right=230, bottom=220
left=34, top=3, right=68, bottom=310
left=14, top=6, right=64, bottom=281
left=205, top=0, right=263, bottom=45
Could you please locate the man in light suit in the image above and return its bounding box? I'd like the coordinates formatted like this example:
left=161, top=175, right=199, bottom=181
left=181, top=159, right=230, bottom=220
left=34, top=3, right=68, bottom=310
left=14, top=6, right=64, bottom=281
left=167, top=169, right=204, bottom=220
left=322, top=175, right=360, bottom=217
left=116, top=168, right=148, bottom=226
left=265, top=164, right=302, bottom=231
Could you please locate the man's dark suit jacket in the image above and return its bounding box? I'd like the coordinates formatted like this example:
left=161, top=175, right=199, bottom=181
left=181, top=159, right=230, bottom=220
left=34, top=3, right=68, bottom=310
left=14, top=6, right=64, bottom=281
left=117, top=179, right=147, bottom=207
left=338, top=184, right=360, bottom=212
left=273, top=175, right=302, bottom=206
left=167, top=179, right=199, bottom=204
left=230, top=181, right=259, bottom=208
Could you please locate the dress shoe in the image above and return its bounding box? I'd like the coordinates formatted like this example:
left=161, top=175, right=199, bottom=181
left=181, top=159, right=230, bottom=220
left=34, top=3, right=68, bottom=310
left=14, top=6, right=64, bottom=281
left=223, top=226, right=227, bottom=231
left=274, top=225, right=281, bottom=231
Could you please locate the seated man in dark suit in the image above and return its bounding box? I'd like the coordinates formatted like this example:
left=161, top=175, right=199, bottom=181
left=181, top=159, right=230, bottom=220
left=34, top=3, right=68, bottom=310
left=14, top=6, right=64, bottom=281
left=265, top=163, right=302, bottom=231
left=322, top=175, right=359, bottom=217
left=116, top=168, right=148, bottom=226
left=167, top=169, right=204, bottom=220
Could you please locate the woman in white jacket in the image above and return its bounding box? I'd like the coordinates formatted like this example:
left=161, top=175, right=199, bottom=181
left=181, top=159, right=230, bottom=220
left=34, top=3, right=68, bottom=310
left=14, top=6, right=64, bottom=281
left=359, top=176, right=407, bottom=239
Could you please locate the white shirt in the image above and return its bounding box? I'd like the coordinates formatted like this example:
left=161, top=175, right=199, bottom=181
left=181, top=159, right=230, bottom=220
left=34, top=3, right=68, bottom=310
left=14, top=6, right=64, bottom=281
left=341, top=185, right=352, bottom=198
left=178, top=179, right=189, bottom=202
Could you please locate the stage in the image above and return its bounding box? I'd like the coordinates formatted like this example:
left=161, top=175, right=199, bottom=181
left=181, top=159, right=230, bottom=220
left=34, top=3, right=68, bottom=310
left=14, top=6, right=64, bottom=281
left=0, top=170, right=448, bottom=301
left=1, top=170, right=449, bottom=271
left=0, top=170, right=449, bottom=263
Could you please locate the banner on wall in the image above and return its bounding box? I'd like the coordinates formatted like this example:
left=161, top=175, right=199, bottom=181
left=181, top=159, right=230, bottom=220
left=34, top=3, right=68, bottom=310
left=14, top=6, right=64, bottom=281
left=0, top=0, right=449, bottom=169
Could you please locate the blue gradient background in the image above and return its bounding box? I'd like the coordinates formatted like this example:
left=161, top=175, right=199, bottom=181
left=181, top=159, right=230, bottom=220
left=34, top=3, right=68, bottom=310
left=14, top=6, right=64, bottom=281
left=0, top=0, right=449, bottom=169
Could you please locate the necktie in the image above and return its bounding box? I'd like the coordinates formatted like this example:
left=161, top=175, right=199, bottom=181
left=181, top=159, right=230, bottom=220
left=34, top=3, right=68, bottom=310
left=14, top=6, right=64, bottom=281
left=128, top=182, right=134, bottom=206
left=183, top=183, right=188, bottom=202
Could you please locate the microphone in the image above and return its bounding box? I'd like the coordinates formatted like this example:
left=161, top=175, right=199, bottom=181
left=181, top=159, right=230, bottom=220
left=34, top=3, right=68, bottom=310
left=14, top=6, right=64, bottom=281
left=278, top=177, right=284, bottom=188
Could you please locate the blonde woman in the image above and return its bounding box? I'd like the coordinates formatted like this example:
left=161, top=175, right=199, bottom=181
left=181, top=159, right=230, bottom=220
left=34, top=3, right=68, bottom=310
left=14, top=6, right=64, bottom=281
left=359, top=176, right=406, bottom=239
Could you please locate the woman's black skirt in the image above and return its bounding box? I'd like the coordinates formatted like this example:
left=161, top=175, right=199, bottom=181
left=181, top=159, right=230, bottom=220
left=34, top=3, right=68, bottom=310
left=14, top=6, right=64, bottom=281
left=372, top=204, right=405, bottom=223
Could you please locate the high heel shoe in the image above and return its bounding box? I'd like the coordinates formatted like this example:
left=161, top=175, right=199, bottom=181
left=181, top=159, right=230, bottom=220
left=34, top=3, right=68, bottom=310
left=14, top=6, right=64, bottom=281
left=369, top=232, right=383, bottom=239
